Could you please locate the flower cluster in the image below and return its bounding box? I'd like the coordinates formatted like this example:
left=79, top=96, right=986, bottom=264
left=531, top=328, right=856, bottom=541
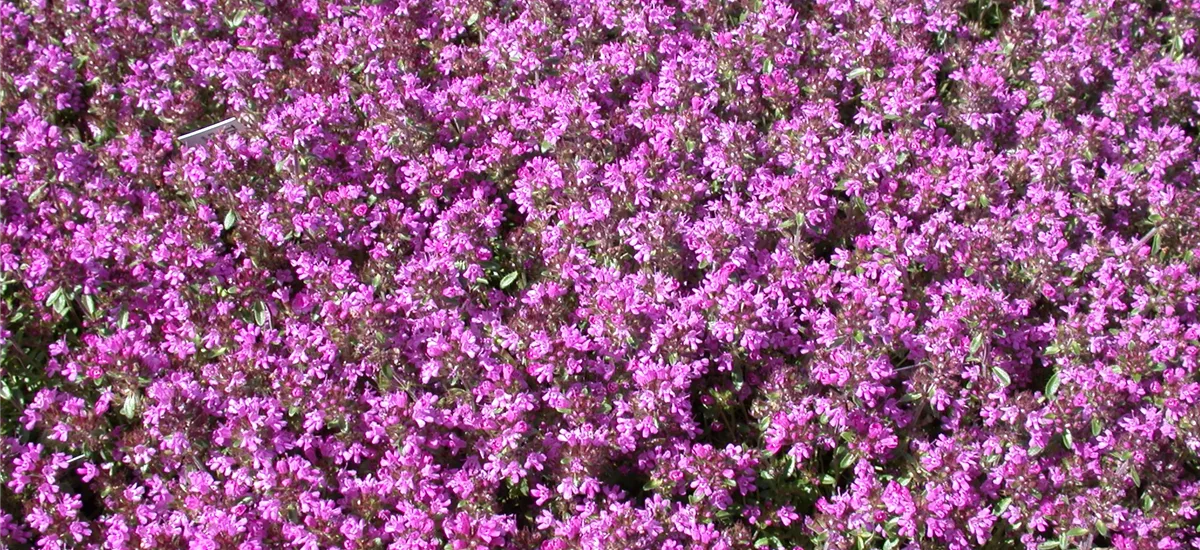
left=3, top=0, right=1200, bottom=548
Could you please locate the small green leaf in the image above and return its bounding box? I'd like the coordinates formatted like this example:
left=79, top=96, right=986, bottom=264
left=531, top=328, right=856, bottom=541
left=847, top=67, right=871, bottom=79
left=992, top=366, right=1011, bottom=387
left=28, top=181, right=50, bottom=202
left=253, top=301, right=270, bottom=326
left=466, top=12, right=480, bottom=26
left=1128, top=163, right=1145, bottom=174
left=121, top=392, right=140, bottom=419
left=1130, top=469, right=1140, bottom=487
left=1095, top=520, right=1108, bottom=536
left=226, top=9, right=249, bottom=27
left=1092, top=417, right=1103, bottom=436
left=1044, top=344, right=1060, bottom=356
left=117, top=307, right=130, bottom=330
left=970, top=333, right=984, bottom=355
left=56, top=293, right=72, bottom=316
left=1045, top=371, right=1060, bottom=397
left=1065, top=528, right=1088, bottom=537
left=224, top=210, right=237, bottom=230
left=995, top=497, right=1013, bottom=515
left=45, top=287, right=65, bottom=313
left=500, top=271, right=519, bottom=289
left=1063, top=430, right=1074, bottom=450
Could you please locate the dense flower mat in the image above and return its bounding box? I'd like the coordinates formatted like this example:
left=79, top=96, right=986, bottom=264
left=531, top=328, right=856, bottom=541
left=3, top=0, right=1200, bottom=548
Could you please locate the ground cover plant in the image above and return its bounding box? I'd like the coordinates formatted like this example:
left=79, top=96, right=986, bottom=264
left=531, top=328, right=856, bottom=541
left=3, top=0, right=1200, bottom=548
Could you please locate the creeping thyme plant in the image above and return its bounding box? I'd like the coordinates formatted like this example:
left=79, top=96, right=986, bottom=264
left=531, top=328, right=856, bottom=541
left=3, top=0, right=1200, bottom=548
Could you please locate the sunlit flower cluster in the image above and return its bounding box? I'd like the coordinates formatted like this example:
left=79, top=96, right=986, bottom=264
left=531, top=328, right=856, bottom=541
left=3, top=0, right=1200, bottom=548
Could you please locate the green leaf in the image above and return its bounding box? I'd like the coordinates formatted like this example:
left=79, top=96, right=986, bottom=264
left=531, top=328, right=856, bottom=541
left=45, top=287, right=66, bottom=316
left=1127, top=163, right=1145, bottom=174
left=1095, top=520, right=1108, bottom=536
left=121, top=392, right=140, bottom=419
left=1045, top=371, right=1060, bottom=397
left=1130, top=469, right=1140, bottom=487
left=1037, top=542, right=1059, bottom=550
left=1092, top=417, right=1103, bottom=436
left=995, top=497, right=1013, bottom=515
left=992, top=366, right=1011, bottom=387
left=117, top=306, right=130, bottom=330
left=1063, top=430, right=1074, bottom=450
left=1065, top=528, right=1088, bottom=537
left=970, top=333, right=984, bottom=355
left=731, top=365, right=744, bottom=391
left=224, top=210, right=237, bottom=230
left=28, top=181, right=50, bottom=202
left=539, top=139, right=554, bottom=153
left=1044, top=344, right=1060, bottom=356
left=500, top=271, right=519, bottom=289
left=847, top=67, right=871, bottom=80
left=226, top=9, right=249, bottom=27
left=466, top=12, right=480, bottom=26
left=253, top=301, right=270, bottom=326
